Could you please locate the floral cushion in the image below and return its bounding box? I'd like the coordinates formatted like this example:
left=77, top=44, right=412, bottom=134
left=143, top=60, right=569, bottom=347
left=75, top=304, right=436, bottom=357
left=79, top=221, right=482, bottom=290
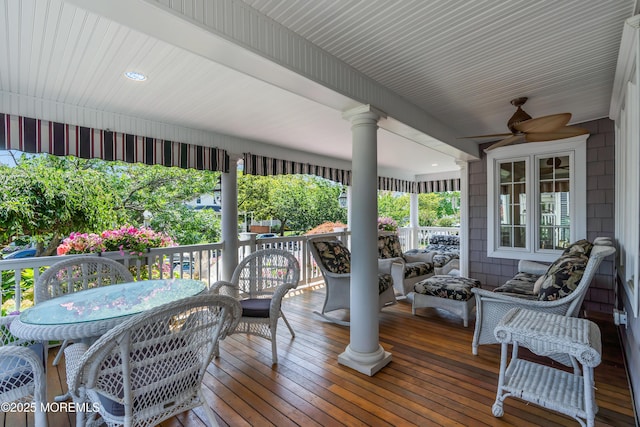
left=425, top=244, right=459, bottom=253
left=428, top=235, right=459, bottom=246
left=432, top=253, right=456, bottom=268
left=537, top=252, right=589, bottom=301
left=378, top=273, right=393, bottom=294
left=403, top=262, right=434, bottom=279
left=562, top=239, right=593, bottom=257
left=423, top=235, right=460, bottom=267
left=312, top=240, right=351, bottom=274
left=377, top=234, right=403, bottom=259
left=493, top=272, right=540, bottom=299
left=413, top=275, right=481, bottom=301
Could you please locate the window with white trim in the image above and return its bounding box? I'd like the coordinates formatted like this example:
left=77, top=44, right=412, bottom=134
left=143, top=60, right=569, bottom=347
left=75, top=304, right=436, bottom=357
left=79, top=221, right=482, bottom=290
left=487, top=136, right=587, bottom=262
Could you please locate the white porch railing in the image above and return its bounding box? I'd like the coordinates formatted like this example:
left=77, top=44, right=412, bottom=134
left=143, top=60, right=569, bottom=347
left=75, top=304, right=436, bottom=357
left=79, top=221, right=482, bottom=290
left=397, top=226, right=460, bottom=251
left=0, top=227, right=460, bottom=313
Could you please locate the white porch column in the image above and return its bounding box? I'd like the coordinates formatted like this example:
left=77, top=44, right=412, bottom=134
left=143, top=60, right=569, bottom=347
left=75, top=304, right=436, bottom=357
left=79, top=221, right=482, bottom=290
left=409, top=192, right=419, bottom=248
left=456, top=160, right=469, bottom=277
left=346, top=185, right=353, bottom=229
left=221, top=155, right=240, bottom=282
left=340, top=105, right=391, bottom=376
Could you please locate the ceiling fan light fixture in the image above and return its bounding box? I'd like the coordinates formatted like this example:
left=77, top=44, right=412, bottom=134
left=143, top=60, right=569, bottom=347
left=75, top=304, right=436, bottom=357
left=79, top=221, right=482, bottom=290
left=507, top=97, right=532, bottom=133
left=464, top=97, right=586, bottom=152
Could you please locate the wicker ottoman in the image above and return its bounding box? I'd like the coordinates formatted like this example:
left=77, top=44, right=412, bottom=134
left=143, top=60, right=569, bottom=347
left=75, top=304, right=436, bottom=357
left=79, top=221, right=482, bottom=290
left=410, top=275, right=481, bottom=327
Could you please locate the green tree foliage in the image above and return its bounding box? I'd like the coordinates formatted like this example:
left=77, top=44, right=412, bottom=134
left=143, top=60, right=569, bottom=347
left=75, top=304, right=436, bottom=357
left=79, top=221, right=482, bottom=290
left=0, top=153, right=221, bottom=251
left=1, top=151, right=460, bottom=254
left=0, top=155, right=117, bottom=254
left=238, top=174, right=346, bottom=234
left=151, top=205, right=220, bottom=245
left=377, top=191, right=410, bottom=226
left=418, top=192, right=460, bottom=226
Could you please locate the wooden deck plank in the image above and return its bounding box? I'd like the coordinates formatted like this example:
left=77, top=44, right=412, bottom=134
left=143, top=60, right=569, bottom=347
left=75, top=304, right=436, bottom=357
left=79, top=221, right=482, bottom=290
left=4, top=284, right=636, bottom=427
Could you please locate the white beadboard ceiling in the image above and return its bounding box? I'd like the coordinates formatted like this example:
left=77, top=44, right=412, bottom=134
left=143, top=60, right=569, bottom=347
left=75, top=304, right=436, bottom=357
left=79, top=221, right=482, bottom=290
left=0, top=0, right=635, bottom=180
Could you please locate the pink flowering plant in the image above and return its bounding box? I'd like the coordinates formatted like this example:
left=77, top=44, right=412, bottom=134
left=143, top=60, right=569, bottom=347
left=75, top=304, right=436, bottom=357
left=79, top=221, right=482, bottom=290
left=377, top=217, right=398, bottom=232
left=57, top=226, right=175, bottom=257
left=56, top=232, right=105, bottom=255
left=100, top=226, right=175, bottom=256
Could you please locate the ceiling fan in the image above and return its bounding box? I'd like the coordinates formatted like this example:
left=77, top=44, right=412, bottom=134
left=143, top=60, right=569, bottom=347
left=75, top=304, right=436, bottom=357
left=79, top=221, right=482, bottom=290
left=463, top=97, right=589, bottom=151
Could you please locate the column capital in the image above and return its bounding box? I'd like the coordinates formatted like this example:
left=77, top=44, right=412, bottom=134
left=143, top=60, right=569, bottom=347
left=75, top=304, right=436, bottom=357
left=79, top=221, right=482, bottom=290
left=455, top=159, right=468, bottom=169
left=228, top=152, right=243, bottom=162
left=342, top=104, right=387, bottom=123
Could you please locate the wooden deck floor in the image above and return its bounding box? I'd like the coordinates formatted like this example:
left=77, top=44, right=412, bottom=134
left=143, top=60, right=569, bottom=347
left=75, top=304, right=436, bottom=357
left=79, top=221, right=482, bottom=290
left=5, top=284, right=637, bottom=427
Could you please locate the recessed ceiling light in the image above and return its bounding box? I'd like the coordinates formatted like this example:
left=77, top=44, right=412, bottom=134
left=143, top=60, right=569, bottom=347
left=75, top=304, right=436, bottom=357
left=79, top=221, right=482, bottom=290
left=124, top=71, right=147, bottom=81
left=431, top=163, right=439, bottom=167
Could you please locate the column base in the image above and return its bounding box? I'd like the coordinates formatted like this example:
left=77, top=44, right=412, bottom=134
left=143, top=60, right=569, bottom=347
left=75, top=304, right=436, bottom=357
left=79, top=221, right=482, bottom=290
left=338, top=344, right=392, bottom=376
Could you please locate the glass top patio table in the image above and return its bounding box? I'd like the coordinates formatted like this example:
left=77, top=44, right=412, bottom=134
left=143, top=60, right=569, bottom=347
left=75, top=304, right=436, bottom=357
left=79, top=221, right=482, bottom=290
left=11, top=278, right=206, bottom=342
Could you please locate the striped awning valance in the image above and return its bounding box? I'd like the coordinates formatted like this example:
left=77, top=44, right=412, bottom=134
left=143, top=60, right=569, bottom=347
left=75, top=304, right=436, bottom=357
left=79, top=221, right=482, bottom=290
left=0, top=113, right=229, bottom=172
left=243, top=153, right=352, bottom=185
left=377, top=176, right=415, bottom=193
left=244, top=153, right=460, bottom=194
left=415, top=178, right=460, bottom=193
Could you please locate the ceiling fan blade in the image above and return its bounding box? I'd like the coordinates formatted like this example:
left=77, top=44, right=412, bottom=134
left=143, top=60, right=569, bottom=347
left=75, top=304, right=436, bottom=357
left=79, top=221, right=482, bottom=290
left=524, top=126, right=589, bottom=142
left=458, top=133, right=514, bottom=139
left=514, top=113, right=571, bottom=133
left=484, top=134, right=526, bottom=151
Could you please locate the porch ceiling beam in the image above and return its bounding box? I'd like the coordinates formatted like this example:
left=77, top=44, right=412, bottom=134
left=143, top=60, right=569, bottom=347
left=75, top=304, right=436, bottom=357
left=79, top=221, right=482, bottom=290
left=65, top=0, right=480, bottom=162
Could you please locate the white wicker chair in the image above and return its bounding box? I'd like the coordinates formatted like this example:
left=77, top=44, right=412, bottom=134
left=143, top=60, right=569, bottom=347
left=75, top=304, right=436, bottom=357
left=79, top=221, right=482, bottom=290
left=308, top=236, right=397, bottom=326
left=64, top=293, right=241, bottom=427
left=35, top=256, right=134, bottom=366
left=0, top=315, right=47, bottom=427
left=377, top=233, right=434, bottom=297
left=471, top=237, right=615, bottom=365
left=211, top=249, right=300, bottom=365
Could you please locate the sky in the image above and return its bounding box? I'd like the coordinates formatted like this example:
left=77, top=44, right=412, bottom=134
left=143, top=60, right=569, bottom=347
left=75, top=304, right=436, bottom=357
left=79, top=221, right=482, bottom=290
left=0, top=150, right=19, bottom=166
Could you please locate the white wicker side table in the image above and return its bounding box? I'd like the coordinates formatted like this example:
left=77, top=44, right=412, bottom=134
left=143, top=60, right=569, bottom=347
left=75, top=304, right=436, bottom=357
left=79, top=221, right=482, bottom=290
left=492, top=307, right=602, bottom=427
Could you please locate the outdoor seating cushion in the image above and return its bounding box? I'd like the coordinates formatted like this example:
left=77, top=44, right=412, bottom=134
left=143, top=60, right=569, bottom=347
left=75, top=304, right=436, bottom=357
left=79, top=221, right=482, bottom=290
left=431, top=253, right=457, bottom=268
left=240, top=298, right=271, bottom=318
left=493, top=239, right=594, bottom=301
left=312, top=240, right=351, bottom=274
left=403, top=262, right=433, bottom=279
left=377, top=234, right=404, bottom=259
left=562, top=239, right=593, bottom=257
left=426, top=234, right=460, bottom=251
left=378, top=273, right=393, bottom=294
left=419, top=235, right=460, bottom=268
left=414, top=275, right=481, bottom=301
left=313, top=239, right=392, bottom=295
left=493, top=272, right=540, bottom=300
left=538, top=242, right=593, bottom=301
left=377, top=234, right=434, bottom=274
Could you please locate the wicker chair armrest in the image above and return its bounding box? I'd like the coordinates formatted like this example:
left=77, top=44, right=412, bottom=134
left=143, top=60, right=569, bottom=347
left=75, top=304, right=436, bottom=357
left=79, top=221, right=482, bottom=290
left=0, top=345, right=45, bottom=376
left=272, top=282, right=297, bottom=303
left=210, top=280, right=239, bottom=293
left=269, top=282, right=298, bottom=317
left=517, top=260, right=550, bottom=276
left=0, top=345, right=46, bottom=407
left=378, top=257, right=403, bottom=274
left=322, top=270, right=351, bottom=279
left=403, top=252, right=434, bottom=264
